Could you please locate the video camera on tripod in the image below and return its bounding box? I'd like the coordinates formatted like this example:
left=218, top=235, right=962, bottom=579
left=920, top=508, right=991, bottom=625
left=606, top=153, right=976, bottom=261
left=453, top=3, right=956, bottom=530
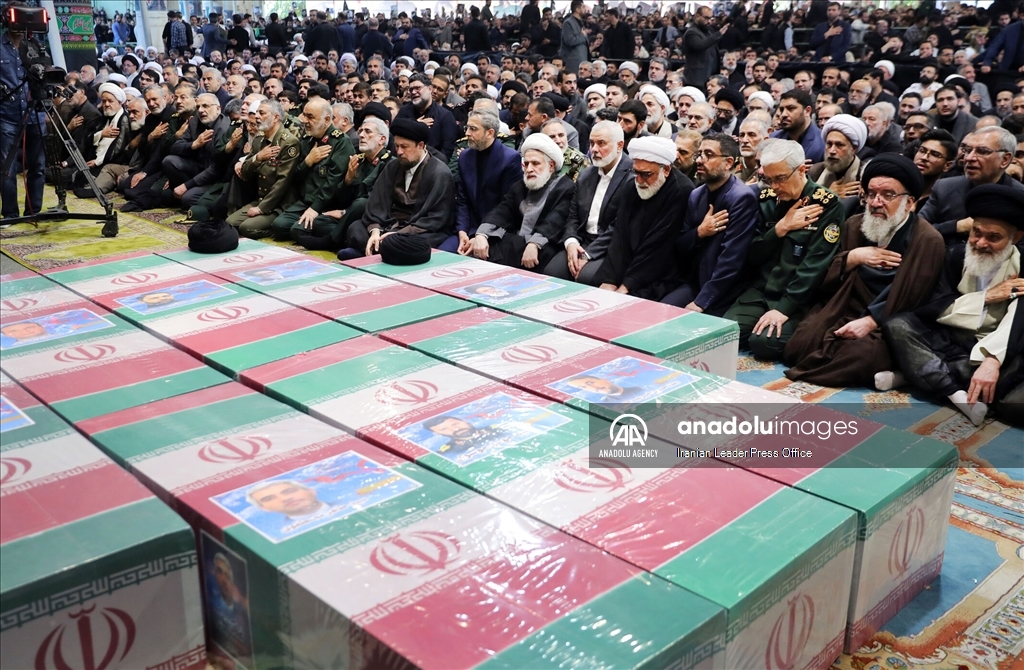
left=0, top=1, right=118, bottom=235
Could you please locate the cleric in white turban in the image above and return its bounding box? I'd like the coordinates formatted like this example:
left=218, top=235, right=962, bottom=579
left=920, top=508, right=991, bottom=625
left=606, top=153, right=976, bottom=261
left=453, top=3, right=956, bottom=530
left=593, top=135, right=696, bottom=300
left=814, top=113, right=869, bottom=191
left=97, top=82, right=126, bottom=105
left=638, top=85, right=673, bottom=136
left=584, top=83, right=607, bottom=117
left=677, top=86, right=706, bottom=104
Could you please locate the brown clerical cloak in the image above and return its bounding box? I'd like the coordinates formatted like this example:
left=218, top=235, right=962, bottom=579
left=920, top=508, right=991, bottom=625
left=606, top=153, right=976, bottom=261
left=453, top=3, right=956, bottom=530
left=783, top=212, right=944, bottom=387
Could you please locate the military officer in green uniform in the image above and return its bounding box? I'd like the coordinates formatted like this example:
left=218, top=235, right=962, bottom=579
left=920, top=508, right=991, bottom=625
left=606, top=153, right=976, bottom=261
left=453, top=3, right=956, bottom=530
left=724, top=139, right=846, bottom=360
left=541, top=118, right=590, bottom=182
left=270, top=98, right=355, bottom=241
left=295, top=116, right=394, bottom=251
left=227, top=99, right=301, bottom=238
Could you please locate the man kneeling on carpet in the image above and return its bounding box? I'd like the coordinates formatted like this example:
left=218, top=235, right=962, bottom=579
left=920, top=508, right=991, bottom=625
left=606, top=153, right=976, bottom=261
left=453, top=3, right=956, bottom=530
left=783, top=154, right=946, bottom=388
left=880, top=184, right=1024, bottom=426
left=335, top=118, right=455, bottom=260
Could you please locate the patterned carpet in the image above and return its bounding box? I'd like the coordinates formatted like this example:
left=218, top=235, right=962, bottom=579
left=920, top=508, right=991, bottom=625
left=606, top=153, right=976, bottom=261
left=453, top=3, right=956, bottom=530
left=3, top=189, right=1021, bottom=669
left=735, top=357, right=1024, bottom=670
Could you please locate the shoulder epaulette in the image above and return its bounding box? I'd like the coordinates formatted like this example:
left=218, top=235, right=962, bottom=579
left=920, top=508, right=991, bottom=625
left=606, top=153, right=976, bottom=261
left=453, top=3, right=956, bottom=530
left=330, top=128, right=343, bottom=138
left=759, top=187, right=776, bottom=200
left=811, top=186, right=837, bottom=205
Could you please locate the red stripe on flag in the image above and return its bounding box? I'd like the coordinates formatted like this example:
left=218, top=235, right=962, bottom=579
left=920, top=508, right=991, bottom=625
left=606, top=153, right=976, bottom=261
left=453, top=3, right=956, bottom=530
left=0, top=381, right=42, bottom=408
left=561, top=302, right=690, bottom=341
left=0, top=462, right=151, bottom=543
left=241, top=335, right=390, bottom=385
left=380, top=307, right=503, bottom=346
left=76, top=383, right=252, bottom=435
left=172, top=309, right=326, bottom=355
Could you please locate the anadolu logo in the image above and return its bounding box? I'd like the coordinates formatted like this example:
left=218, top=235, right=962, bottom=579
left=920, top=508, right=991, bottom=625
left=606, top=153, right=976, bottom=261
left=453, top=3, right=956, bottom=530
left=110, top=272, right=157, bottom=285
left=500, top=344, right=557, bottom=364
left=223, top=253, right=264, bottom=264
left=34, top=605, right=136, bottom=670
left=1, top=297, right=39, bottom=312
left=429, top=267, right=474, bottom=279
left=766, top=594, right=815, bottom=670
left=888, top=506, right=925, bottom=577
left=374, top=380, right=438, bottom=405
left=197, top=306, right=250, bottom=322
left=197, top=436, right=272, bottom=463
left=609, top=414, right=647, bottom=447
left=311, top=281, right=359, bottom=295
left=369, top=531, right=461, bottom=575
left=552, top=299, right=599, bottom=313
left=54, top=344, right=116, bottom=363
left=553, top=458, right=633, bottom=492
left=0, top=457, right=32, bottom=485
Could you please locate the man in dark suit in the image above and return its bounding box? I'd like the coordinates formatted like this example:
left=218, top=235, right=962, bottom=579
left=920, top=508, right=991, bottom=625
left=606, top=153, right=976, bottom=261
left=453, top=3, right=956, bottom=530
left=466, top=133, right=574, bottom=271
left=304, top=11, right=341, bottom=56
left=808, top=1, right=851, bottom=63
left=662, top=134, right=759, bottom=316
left=446, top=110, right=523, bottom=252
left=359, top=17, right=393, bottom=61
left=396, top=73, right=459, bottom=160
left=919, top=127, right=1024, bottom=244
left=462, top=6, right=490, bottom=52
left=982, top=18, right=1024, bottom=73
left=544, top=120, right=632, bottom=285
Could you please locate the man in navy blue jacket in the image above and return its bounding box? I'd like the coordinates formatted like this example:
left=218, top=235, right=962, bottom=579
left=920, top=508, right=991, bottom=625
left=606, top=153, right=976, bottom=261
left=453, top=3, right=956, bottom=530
left=392, top=14, right=429, bottom=58
left=663, top=134, right=759, bottom=315
left=808, top=2, right=851, bottom=63
left=445, top=110, right=522, bottom=252
left=396, top=74, right=459, bottom=160
left=359, top=17, right=393, bottom=61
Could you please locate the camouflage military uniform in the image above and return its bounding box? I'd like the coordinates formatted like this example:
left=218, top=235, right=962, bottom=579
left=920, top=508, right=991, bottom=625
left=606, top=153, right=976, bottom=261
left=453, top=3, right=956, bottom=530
left=271, top=127, right=355, bottom=241
left=226, top=123, right=302, bottom=238
left=724, top=178, right=845, bottom=360
left=558, top=146, right=590, bottom=182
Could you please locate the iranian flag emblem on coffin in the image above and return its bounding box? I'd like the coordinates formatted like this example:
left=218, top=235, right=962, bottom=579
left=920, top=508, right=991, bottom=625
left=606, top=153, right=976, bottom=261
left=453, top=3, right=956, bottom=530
left=0, top=373, right=205, bottom=670
left=74, top=383, right=726, bottom=669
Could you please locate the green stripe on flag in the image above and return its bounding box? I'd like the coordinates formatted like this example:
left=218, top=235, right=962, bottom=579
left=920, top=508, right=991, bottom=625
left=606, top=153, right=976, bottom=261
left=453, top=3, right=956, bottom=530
left=2, top=276, right=57, bottom=295
left=479, top=573, right=725, bottom=670
left=346, top=295, right=471, bottom=333
left=351, top=252, right=465, bottom=278
left=413, top=314, right=551, bottom=357
left=613, top=313, right=739, bottom=359
left=657, top=487, right=856, bottom=641
left=0, top=498, right=193, bottom=603
left=92, top=393, right=296, bottom=463
left=1, top=406, right=75, bottom=451
left=207, top=322, right=362, bottom=375
left=50, top=368, right=230, bottom=424
left=46, top=255, right=179, bottom=285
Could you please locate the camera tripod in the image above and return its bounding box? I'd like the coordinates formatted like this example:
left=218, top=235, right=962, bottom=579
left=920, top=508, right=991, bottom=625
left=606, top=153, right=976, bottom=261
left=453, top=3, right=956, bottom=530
left=1, top=80, right=118, bottom=237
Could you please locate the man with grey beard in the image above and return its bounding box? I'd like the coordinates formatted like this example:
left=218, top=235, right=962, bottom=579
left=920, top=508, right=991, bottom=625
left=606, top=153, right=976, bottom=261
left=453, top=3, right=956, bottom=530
left=808, top=114, right=867, bottom=199
left=593, top=136, right=694, bottom=300
left=785, top=155, right=945, bottom=388
left=468, top=133, right=573, bottom=270
left=882, top=184, right=1024, bottom=426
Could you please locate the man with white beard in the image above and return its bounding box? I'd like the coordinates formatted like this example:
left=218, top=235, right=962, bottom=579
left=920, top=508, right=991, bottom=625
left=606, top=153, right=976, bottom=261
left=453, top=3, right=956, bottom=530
left=468, top=133, right=574, bottom=270
left=883, top=185, right=1024, bottom=426
left=807, top=114, right=867, bottom=198
left=593, top=136, right=694, bottom=300
left=784, top=155, right=945, bottom=388
left=68, top=82, right=134, bottom=197
left=639, top=85, right=674, bottom=138
left=584, top=84, right=607, bottom=118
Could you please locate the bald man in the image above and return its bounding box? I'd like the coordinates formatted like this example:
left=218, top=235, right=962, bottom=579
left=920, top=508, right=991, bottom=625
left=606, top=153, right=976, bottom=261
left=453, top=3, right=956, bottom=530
left=271, top=97, right=355, bottom=241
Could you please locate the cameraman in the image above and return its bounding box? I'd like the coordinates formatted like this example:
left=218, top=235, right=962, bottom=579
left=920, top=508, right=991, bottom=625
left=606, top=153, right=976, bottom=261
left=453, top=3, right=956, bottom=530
left=0, top=3, right=47, bottom=219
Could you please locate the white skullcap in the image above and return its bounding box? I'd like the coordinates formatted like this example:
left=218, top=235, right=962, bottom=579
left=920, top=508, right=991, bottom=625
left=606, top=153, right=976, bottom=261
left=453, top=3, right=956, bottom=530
left=98, top=82, right=126, bottom=104
left=426, top=60, right=440, bottom=70
left=822, top=114, right=868, bottom=152
left=241, top=64, right=257, bottom=73
left=627, top=136, right=676, bottom=166
left=340, top=53, right=358, bottom=65
left=748, top=91, right=775, bottom=110
left=874, top=60, right=895, bottom=76
left=521, top=133, right=564, bottom=172
left=584, top=83, right=607, bottom=100
left=103, top=47, right=117, bottom=58
left=123, top=86, right=142, bottom=98
left=639, top=84, right=670, bottom=110
left=677, top=86, right=706, bottom=103
left=619, top=61, right=639, bottom=75
left=461, top=63, right=479, bottom=75
left=399, top=69, right=414, bottom=78
left=399, top=56, right=415, bottom=67
left=107, top=73, right=128, bottom=85
left=486, top=84, right=499, bottom=99
left=143, top=61, right=162, bottom=73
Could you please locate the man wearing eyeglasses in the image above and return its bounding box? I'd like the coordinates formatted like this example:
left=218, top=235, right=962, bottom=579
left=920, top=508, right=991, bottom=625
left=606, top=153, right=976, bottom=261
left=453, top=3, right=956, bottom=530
left=912, top=129, right=957, bottom=208
left=723, top=139, right=845, bottom=361
left=882, top=184, right=1024, bottom=427
left=919, top=127, right=1024, bottom=244
left=394, top=73, right=459, bottom=160
left=785, top=154, right=945, bottom=387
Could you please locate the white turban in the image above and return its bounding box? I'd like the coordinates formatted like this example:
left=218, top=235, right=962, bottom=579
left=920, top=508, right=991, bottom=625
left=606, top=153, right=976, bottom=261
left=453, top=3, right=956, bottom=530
left=486, top=84, right=499, bottom=100
left=677, top=86, right=706, bottom=103
left=748, top=91, right=775, bottom=111
left=98, top=82, right=126, bottom=104
left=874, top=60, right=895, bottom=77
left=341, top=53, right=358, bottom=65
left=103, top=47, right=117, bottom=59
left=639, top=84, right=670, bottom=111
left=106, top=73, right=128, bottom=86
left=241, top=64, right=257, bottom=74
left=143, top=61, right=162, bottom=73
left=123, top=87, right=142, bottom=99
left=521, top=133, right=564, bottom=172
left=426, top=60, right=440, bottom=71
left=619, top=61, right=639, bottom=75
left=190, top=56, right=205, bottom=66
left=584, top=83, right=607, bottom=100
left=399, top=69, right=414, bottom=78
left=461, top=63, right=479, bottom=76
left=627, top=136, right=676, bottom=166
left=822, top=114, right=868, bottom=152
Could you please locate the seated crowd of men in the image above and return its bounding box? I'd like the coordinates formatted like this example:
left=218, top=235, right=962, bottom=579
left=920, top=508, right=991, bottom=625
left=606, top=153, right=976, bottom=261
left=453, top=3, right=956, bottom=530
left=51, top=5, right=1024, bottom=427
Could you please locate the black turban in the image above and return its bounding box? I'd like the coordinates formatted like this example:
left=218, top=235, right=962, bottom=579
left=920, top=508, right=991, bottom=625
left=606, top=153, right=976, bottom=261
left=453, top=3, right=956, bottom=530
left=390, top=118, right=430, bottom=144
left=361, top=102, right=392, bottom=125
left=965, top=184, right=1024, bottom=229
left=380, top=234, right=431, bottom=265
left=502, top=80, right=527, bottom=96
left=188, top=219, right=239, bottom=254
left=541, top=92, right=569, bottom=112
left=860, top=153, right=925, bottom=199
left=713, top=87, right=744, bottom=111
